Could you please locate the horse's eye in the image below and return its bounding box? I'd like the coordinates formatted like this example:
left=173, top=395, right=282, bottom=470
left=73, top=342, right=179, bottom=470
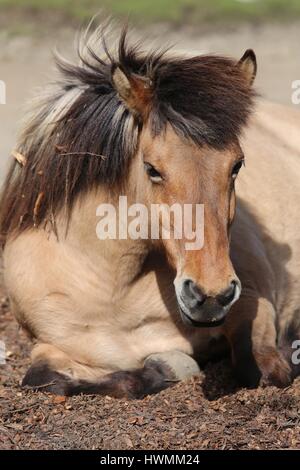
left=231, top=160, right=244, bottom=180
left=144, top=162, right=163, bottom=183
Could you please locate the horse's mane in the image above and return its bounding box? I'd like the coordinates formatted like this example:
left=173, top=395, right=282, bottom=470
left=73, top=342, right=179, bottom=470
left=0, top=22, right=255, bottom=244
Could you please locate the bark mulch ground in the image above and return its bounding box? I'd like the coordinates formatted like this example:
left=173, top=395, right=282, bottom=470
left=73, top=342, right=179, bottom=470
left=1, top=283, right=300, bottom=450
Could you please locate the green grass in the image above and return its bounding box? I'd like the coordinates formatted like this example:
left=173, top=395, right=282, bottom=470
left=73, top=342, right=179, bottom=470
left=1, top=0, right=300, bottom=26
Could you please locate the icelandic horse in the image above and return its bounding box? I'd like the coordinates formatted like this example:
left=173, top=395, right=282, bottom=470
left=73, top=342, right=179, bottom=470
left=1, top=24, right=300, bottom=397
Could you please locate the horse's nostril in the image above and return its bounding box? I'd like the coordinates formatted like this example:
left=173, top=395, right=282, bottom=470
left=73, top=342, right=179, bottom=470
left=182, top=279, right=207, bottom=306
left=217, top=281, right=237, bottom=307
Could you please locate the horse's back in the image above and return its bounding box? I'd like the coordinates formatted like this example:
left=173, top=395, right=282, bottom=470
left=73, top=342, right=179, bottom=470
left=239, top=100, right=300, bottom=235
left=236, top=100, right=300, bottom=325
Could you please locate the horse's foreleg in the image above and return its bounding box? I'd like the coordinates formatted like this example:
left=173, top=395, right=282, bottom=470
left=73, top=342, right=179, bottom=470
left=223, top=294, right=291, bottom=388
left=22, top=345, right=200, bottom=398
left=23, top=358, right=174, bottom=398
left=22, top=343, right=109, bottom=395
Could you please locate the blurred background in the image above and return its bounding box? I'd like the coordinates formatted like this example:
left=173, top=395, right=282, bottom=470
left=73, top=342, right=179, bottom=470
left=0, top=0, right=300, bottom=179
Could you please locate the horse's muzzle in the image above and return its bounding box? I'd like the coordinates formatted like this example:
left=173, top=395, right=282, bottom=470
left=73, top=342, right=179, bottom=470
left=176, top=279, right=241, bottom=328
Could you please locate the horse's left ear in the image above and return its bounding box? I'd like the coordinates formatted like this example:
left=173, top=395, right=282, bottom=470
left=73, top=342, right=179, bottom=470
left=112, top=66, right=152, bottom=120
left=237, top=49, right=257, bottom=86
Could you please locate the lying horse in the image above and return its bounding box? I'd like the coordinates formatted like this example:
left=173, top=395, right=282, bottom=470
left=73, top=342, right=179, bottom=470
left=1, top=24, right=300, bottom=397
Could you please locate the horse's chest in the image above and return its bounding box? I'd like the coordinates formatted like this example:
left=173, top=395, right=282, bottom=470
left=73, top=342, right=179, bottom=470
left=107, top=291, right=218, bottom=364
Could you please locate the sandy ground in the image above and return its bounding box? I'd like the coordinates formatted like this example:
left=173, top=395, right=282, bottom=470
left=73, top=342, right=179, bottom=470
left=1, top=21, right=300, bottom=450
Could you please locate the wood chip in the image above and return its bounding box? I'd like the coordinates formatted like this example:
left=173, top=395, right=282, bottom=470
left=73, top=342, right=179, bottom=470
left=52, top=395, right=67, bottom=404
left=11, top=150, right=27, bottom=167
left=55, top=144, right=68, bottom=152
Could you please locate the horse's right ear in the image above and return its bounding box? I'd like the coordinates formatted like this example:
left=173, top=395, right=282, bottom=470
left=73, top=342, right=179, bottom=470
left=112, top=66, right=152, bottom=120
left=237, top=49, right=257, bottom=86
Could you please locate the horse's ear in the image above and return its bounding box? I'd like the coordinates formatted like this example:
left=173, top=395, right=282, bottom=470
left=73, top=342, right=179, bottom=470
left=237, top=49, right=257, bottom=86
left=112, top=67, right=152, bottom=120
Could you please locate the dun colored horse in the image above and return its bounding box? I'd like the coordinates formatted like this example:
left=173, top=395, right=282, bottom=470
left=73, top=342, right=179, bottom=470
left=1, top=23, right=300, bottom=397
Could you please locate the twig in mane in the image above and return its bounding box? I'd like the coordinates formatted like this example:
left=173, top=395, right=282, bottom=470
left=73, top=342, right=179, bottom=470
left=57, top=151, right=107, bottom=159
left=11, top=150, right=27, bottom=167
left=33, top=192, right=45, bottom=227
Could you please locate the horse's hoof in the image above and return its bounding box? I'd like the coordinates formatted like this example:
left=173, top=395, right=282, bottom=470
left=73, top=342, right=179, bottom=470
left=235, top=348, right=293, bottom=389
left=144, top=350, right=202, bottom=382
left=258, top=351, right=292, bottom=388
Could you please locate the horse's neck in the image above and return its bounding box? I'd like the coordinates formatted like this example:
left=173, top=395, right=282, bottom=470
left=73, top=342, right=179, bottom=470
left=61, top=187, right=150, bottom=295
